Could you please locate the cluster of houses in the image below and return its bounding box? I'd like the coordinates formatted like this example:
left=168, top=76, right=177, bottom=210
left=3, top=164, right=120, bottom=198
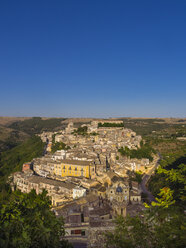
left=39, top=120, right=149, bottom=174
left=11, top=120, right=153, bottom=246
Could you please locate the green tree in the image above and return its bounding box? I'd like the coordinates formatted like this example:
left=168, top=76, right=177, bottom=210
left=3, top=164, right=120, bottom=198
left=51, top=141, right=70, bottom=153
left=118, top=143, right=155, bottom=161
left=104, top=206, right=185, bottom=248
left=144, top=187, right=175, bottom=208
left=72, top=126, right=88, bottom=136
left=0, top=136, right=45, bottom=203
left=98, top=122, right=124, bottom=128
left=104, top=187, right=185, bottom=248
left=0, top=190, right=72, bottom=248
left=105, top=215, right=152, bottom=248
left=149, top=152, right=186, bottom=206
left=134, top=171, right=143, bottom=183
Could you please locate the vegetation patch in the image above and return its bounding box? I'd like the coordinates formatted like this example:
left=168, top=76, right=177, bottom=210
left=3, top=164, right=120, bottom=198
left=0, top=136, right=45, bottom=201
left=103, top=190, right=185, bottom=248
left=98, top=122, right=124, bottom=128
left=0, top=126, right=29, bottom=153
left=9, top=117, right=66, bottom=135
left=118, top=143, right=155, bottom=161
left=72, top=126, right=88, bottom=136
left=51, top=142, right=70, bottom=153
left=0, top=190, right=72, bottom=248
left=148, top=149, right=186, bottom=206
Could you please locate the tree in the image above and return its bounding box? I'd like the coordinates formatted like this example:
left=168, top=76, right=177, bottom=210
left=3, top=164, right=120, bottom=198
left=104, top=208, right=185, bottom=248
left=72, top=126, right=88, bottom=136
left=144, top=187, right=175, bottom=208
left=118, top=143, right=155, bottom=161
left=0, top=190, right=72, bottom=248
left=0, top=136, right=45, bottom=203
left=104, top=188, right=185, bottom=248
left=155, top=162, right=186, bottom=204
left=105, top=215, right=152, bottom=248
left=134, top=171, right=143, bottom=183
left=51, top=141, right=70, bottom=153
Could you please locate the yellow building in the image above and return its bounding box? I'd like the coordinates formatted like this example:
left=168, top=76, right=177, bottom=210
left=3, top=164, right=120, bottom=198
left=46, top=143, right=52, bottom=152
left=54, top=159, right=96, bottom=179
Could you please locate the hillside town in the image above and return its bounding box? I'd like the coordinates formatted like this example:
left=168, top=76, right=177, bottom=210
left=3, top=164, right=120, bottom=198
left=11, top=120, right=158, bottom=247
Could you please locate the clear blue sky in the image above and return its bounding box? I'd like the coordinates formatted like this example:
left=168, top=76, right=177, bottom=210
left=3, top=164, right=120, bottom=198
left=0, top=0, right=185, bottom=118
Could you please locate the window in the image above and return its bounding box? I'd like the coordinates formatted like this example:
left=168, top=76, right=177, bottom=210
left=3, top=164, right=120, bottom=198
left=121, top=208, right=123, bottom=215
left=81, top=213, right=84, bottom=222
left=71, top=230, right=81, bottom=235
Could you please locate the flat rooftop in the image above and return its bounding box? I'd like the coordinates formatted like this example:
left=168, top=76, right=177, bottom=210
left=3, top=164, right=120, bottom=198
left=59, top=159, right=93, bottom=166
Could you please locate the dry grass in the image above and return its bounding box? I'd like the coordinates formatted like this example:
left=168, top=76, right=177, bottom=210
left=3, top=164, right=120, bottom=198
left=0, top=117, right=31, bottom=126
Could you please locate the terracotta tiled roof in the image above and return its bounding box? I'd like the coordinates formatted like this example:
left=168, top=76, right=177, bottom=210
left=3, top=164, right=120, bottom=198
left=27, top=175, right=75, bottom=189
left=60, top=159, right=93, bottom=166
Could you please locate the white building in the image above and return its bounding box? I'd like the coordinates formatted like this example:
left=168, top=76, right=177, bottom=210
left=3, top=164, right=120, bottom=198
left=52, top=150, right=66, bottom=160
left=73, top=186, right=86, bottom=199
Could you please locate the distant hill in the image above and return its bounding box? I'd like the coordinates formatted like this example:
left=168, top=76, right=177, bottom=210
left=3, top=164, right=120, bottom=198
left=0, top=116, right=185, bottom=153
left=0, top=117, right=66, bottom=153
left=0, top=125, right=29, bottom=152
left=0, top=117, right=32, bottom=126
left=8, top=117, right=67, bottom=135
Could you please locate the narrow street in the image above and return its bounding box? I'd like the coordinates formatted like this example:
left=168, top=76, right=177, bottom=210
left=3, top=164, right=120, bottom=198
left=43, top=138, right=49, bottom=156
left=140, top=154, right=161, bottom=203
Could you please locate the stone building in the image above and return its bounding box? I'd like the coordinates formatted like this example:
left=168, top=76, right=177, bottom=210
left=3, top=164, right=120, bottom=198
left=106, top=177, right=130, bottom=217
left=22, top=162, right=32, bottom=172
left=73, top=186, right=86, bottom=199
left=106, top=180, right=130, bottom=203
left=54, top=194, right=113, bottom=245
left=55, top=194, right=100, bottom=241
left=130, top=181, right=141, bottom=204
left=54, top=159, right=96, bottom=179
left=65, top=122, right=74, bottom=134
left=12, top=171, right=75, bottom=206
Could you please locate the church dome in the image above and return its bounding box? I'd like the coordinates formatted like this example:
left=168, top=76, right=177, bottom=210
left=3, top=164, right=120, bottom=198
left=116, top=186, right=123, bottom=193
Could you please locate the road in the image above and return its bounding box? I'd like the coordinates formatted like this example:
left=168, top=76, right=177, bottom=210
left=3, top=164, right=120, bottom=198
left=70, top=242, right=87, bottom=248
left=67, top=239, right=88, bottom=248
left=43, top=138, right=49, bottom=156
left=140, top=153, right=161, bottom=203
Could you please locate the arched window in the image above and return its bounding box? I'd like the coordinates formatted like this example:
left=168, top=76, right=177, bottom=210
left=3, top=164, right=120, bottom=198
left=121, top=208, right=123, bottom=215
